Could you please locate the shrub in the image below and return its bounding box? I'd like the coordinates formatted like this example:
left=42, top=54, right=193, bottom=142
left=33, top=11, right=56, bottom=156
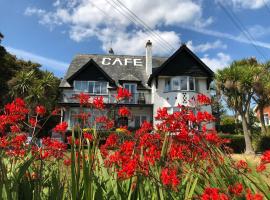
left=219, top=134, right=246, bottom=153
left=255, top=136, right=270, bottom=153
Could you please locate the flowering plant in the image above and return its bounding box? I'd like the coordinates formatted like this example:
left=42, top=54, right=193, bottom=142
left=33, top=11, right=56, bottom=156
left=0, top=89, right=269, bottom=199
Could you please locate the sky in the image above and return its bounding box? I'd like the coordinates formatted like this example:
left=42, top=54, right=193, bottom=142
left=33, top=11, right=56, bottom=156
left=1, top=0, right=270, bottom=77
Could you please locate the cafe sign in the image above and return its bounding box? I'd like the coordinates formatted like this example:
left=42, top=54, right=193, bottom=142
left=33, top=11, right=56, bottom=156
left=101, top=57, right=143, bottom=67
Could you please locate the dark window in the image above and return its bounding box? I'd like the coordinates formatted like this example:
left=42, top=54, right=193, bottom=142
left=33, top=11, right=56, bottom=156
left=118, top=117, right=128, bottom=127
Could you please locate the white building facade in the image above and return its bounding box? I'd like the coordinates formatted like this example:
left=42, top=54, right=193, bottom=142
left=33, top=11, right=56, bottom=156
left=59, top=41, right=214, bottom=129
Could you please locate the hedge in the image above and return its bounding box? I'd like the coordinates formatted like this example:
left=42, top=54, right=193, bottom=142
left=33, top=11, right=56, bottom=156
left=219, top=134, right=270, bottom=153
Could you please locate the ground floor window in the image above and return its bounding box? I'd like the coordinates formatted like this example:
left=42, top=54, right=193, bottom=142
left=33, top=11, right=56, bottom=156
left=134, top=115, right=147, bottom=128
left=117, top=117, right=128, bottom=127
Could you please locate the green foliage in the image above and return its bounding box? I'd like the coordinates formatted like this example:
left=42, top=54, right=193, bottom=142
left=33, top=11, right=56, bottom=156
left=219, top=116, right=242, bottom=134
left=219, top=134, right=246, bottom=153
left=0, top=34, right=60, bottom=110
left=253, top=136, right=270, bottom=153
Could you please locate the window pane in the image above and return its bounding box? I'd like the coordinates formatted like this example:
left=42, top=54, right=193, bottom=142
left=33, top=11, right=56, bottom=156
left=74, top=81, right=80, bottom=90
left=101, top=82, right=107, bottom=94
left=172, top=79, right=179, bottom=90
left=165, top=79, right=171, bottom=91
left=89, top=82, right=94, bottom=93
left=94, top=82, right=101, bottom=94
left=180, top=77, right=187, bottom=90
left=81, top=81, right=88, bottom=92
left=141, top=116, right=147, bottom=123
left=189, top=77, right=195, bottom=91
left=135, top=116, right=140, bottom=128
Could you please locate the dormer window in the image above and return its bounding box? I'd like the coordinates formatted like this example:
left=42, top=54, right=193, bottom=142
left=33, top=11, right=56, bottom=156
left=74, top=81, right=108, bottom=94
left=165, top=76, right=195, bottom=92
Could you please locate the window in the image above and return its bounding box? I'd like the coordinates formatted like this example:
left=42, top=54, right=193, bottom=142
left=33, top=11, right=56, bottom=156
left=74, top=81, right=88, bottom=92
left=165, top=79, right=171, bottom=92
left=264, top=113, right=269, bottom=125
left=189, top=77, right=195, bottom=91
left=74, top=81, right=108, bottom=94
left=164, top=76, right=195, bottom=92
left=123, top=83, right=137, bottom=104
left=180, top=77, right=187, bottom=90
left=135, top=115, right=147, bottom=128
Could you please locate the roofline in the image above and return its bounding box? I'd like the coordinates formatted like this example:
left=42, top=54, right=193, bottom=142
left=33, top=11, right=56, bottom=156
left=73, top=53, right=168, bottom=59
left=66, top=59, right=115, bottom=84
left=147, top=44, right=214, bottom=85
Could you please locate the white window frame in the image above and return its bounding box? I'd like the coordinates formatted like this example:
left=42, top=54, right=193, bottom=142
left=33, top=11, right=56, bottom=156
left=73, top=80, right=108, bottom=95
left=123, top=83, right=137, bottom=94
left=165, top=76, right=195, bottom=92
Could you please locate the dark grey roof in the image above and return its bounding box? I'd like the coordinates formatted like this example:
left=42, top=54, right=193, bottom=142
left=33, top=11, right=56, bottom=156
left=60, top=54, right=167, bottom=88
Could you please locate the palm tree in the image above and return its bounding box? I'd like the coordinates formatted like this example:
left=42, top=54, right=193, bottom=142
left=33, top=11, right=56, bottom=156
left=216, top=58, right=260, bottom=154
left=253, top=61, right=270, bottom=135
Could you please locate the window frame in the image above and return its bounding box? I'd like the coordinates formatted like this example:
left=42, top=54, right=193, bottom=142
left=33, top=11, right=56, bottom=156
left=134, top=115, right=147, bottom=128
left=73, top=80, right=108, bottom=95
left=164, top=76, right=195, bottom=92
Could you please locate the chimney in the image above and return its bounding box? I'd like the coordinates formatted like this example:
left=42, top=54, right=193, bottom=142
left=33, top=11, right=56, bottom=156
left=108, top=47, right=114, bottom=55
left=145, top=40, right=152, bottom=77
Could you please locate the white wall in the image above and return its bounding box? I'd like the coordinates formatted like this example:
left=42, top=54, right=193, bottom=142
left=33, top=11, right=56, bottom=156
left=152, top=76, right=212, bottom=126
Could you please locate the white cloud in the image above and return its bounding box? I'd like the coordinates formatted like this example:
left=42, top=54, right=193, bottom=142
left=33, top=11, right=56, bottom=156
left=24, top=0, right=211, bottom=55
left=201, top=52, right=231, bottom=71
left=187, top=40, right=227, bottom=53
left=6, top=46, right=68, bottom=75
left=218, top=0, right=270, bottom=10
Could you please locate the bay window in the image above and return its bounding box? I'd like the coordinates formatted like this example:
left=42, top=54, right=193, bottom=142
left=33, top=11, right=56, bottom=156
left=74, top=81, right=108, bottom=94
left=165, top=76, right=195, bottom=92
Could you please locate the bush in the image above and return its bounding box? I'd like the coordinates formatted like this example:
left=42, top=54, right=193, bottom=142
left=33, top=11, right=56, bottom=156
left=254, top=136, right=270, bottom=153
left=219, top=116, right=242, bottom=134
left=219, top=134, right=246, bottom=153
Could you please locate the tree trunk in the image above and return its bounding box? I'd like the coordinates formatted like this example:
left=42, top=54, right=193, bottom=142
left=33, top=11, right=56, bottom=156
left=259, top=106, right=267, bottom=135
left=241, top=113, right=254, bottom=154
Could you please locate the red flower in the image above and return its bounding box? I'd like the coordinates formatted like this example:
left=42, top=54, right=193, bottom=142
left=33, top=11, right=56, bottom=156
left=115, top=87, right=131, bottom=101
left=53, top=122, right=68, bottom=133
left=93, top=96, right=105, bottom=109
left=36, top=105, right=46, bottom=116
left=256, top=164, right=266, bottom=172
left=246, top=189, right=263, bottom=200
left=75, top=93, right=90, bottom=106
left=84, top=133, right=93, bottom=141
left=160, top=168, right=180, bottom=188
left=64, top=159, right=72, bottom=166
left=261, top=150, right=270, bottom=164
left=197, top=94, right=211, bottom=105
left=228, top=183, right=243, bottom=196
left=201, top=188, right=228, bottom=200
left=118, top=106, right=130, bottom=117
left=10, top=125, right=21, bottom=133
left=29, top=118, right=37, bottom=127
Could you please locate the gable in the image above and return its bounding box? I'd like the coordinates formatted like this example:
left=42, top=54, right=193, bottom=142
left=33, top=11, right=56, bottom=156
left=66, top=59, right=115, bottom=86
left=148, top=45, right=214, bottom=85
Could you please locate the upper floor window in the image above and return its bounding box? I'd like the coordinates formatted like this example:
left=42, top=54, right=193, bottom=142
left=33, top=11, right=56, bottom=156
left=74, top=81, right=108, bottom=94
left=165, top=76, right=195, bottom=92
left=264, top=113, right=269, bottom=126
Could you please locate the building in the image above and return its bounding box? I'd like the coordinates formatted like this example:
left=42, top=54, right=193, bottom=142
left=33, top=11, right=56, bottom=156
left=59, top=41, right=214, bottom=129
left=254, top=105, right=270, bottom=127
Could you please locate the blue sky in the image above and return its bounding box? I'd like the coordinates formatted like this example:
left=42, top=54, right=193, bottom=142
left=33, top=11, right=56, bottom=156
left=1, top=0, right=270, bottom=77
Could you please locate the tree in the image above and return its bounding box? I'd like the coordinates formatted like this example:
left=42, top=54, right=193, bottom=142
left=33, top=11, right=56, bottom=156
left=252, top=61, right=270, bottom=135
left=215, top=58, right=260, bottom=154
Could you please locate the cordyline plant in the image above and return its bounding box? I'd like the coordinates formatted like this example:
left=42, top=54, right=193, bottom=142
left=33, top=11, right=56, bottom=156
left=0, top=88, right=270, bottom=200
